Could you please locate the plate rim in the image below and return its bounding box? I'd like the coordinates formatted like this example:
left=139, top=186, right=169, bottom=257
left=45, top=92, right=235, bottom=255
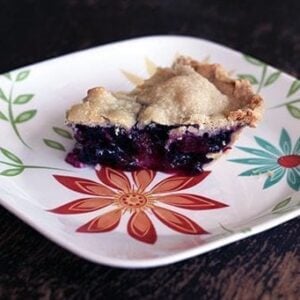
left=0, top=35, right=299, bottom=268
left=2, top=34, right=297, bottom=82
left=1, top=195, right=299, bottom=268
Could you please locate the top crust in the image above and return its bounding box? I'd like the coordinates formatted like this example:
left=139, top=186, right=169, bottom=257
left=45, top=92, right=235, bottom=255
left=65, top=87, right=141, bottom=128
left=66, top=56, right=263, bottom=129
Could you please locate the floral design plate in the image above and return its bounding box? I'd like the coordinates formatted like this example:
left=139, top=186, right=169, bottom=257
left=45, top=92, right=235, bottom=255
left=0, top=36, right=299, bottom=268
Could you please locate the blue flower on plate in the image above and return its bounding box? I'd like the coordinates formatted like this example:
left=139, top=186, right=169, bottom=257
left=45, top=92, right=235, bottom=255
left=229, top=128, right=300, bottom=190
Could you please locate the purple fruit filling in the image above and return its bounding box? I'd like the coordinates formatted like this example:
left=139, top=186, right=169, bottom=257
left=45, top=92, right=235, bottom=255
left=66, top=123, right=240, bottom=174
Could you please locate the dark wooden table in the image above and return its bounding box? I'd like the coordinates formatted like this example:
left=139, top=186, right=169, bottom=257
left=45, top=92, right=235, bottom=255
left=0, top=1, right=299, bottom=299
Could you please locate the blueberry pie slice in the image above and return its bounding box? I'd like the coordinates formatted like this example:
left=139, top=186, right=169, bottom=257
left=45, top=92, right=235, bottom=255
left=65, top=56, right=263, bottom=174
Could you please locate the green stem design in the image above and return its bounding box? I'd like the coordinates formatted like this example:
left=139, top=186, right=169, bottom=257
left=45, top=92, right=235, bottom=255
left=7, top=81, right=31, bottom=149
left=0, top=160, right=69, bottom=172
left=269, top=98, right=300, bottom=109
left=19, top=165, right=68, bottom=171
left=257, top=64, right=267, bottom=94
left=0, top=160, right=19, bottom=167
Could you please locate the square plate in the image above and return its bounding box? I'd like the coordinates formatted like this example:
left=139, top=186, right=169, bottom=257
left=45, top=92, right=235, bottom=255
left=0, top=36, right=299, bottom=268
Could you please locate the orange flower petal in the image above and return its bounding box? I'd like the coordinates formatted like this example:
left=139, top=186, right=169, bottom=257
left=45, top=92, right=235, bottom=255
left=77, top=209, right=122, bottom=232
left=157, top=194, right=228, bottom=210
left=127, top=211, right=157, bottom=244
left=132, top=169, right=156, bottom=191
left=53, top=175, right=115, bottom=196
left=85, top=185, right=116, bottom=196
left=150, top=172, right=211, bottom=194
left=152, top=206, right=208, bottom=234
left=49, top=198, right=114, bottom=214
left=96, top=167, right=131, bottom=192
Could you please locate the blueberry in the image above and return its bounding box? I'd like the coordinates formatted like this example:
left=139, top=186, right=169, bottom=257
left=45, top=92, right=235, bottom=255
left=67, top=123, right=237, bottom=175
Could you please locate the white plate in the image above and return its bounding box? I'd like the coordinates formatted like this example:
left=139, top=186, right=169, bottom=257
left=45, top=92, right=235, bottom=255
left=0, top=36, right=299, bottom=268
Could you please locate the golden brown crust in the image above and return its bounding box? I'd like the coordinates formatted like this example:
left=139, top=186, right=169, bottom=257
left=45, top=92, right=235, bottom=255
left=175, top=56, right=264, bottom=127
left=66, top=87, right=141, bottom=128
left=66, top=56, right=264, bottom=129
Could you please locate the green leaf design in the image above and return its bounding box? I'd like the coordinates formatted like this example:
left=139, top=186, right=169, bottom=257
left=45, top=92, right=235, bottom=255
left=279, top=129, right=292, bottom=154
left=287, top=169, right=300, bottom=191
left=237, top=74, right=258, bottom=84
left=236, top=146, right=277, bottom=159
left=240, top=228, right=251, bottom=233
left=272, top=197, right=292, bottom=212
left=228, top=158, right=276, bottom=165
left=244, top=55, right=264, bottom=66
left=2, top=73, right=12, bottom=80
left=43, top=139, right=66, bottom=151
left=293, top=137, right=300, bottom=154
left=14, top=94, right=34, bottom=105
left=53, top=127, right=73, bottom=139
left=239, top=165, right=278, bottom=176
left=0, top=111, right=8, bottom=121
left=263, top=168, right=286, bottom=189
left=0, top=168, right=24, bottom=176
left=264, top=71, right=281, bottom=87
left=219, top=223, right=234, bottom=234
left=286, top=104, right=300, bottom=119
left=14, top=110, right=37, bottom=123
left=254, top=136, right=283, bottom=156
left=0, top=147, right=23, bottom=164
left=287, top=80, right=300, bottom=97
left=281, top=99, right=300, bottom=106
left=272, top=205, right=300, bottom=215
left=16, top=70, right=30, bottom=81
left=0, top=88, right=7, bottom=101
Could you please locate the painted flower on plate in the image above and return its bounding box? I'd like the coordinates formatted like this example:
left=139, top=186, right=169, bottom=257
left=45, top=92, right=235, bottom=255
left=50, top=167, right=227, bottom=244
left=229, top=128, right=300, bottom=191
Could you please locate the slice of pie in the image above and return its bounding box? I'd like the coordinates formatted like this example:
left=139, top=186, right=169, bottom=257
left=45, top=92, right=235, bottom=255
left=65, top=56, right=263, bottom=174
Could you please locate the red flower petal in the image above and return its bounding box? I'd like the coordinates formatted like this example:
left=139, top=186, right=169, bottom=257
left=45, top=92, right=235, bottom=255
left=150, top=172, right=211, bottom=194
left=53, top=175, right=115, bottom=196
left=157, top=194, right=228, bottom=210
left=49, top=198, right=113, bottom=214
left=152, top=206, right=208, bottom=234
left=96, top=167, right=131, bottom=192
left=127, top=211, right=157, bottom=244
left=132, top=169, right=156, bottom=191
left=77, top=209, right=122, bottom=232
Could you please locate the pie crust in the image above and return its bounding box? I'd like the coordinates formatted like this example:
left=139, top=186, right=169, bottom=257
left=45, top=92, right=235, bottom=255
left=65, top=56, right=264, bottom=174
left=66, top=56, right=263, bottom=130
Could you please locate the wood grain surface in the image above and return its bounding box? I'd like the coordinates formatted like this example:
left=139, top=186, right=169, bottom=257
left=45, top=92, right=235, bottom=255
left=0, top=1, right=299, bottom=299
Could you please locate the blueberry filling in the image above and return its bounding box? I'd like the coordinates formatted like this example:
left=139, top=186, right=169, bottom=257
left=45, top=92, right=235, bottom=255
left=66, top=123, right=240, bottom=174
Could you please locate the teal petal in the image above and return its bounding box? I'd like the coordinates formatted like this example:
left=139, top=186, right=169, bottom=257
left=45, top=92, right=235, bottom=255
left=294, top=167, right=300, bottom=176
left=239, top=165, right=279, bottom=176
left=263, top=168, right=286, bottom=189
left=236, top=146, right=278, bottom=159
left=254, top=136, right=282, bottom=156
left=293, top=137, right=300, bottom=154
left=279, top=128, right=292, bottom=154
left=228, top=158, right=277, bottom=165
left=287, top=169, right=300, bottom=191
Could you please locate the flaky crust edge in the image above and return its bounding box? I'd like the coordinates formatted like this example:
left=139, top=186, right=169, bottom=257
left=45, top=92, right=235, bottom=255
left=175, top=56, right=264, bottom=127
